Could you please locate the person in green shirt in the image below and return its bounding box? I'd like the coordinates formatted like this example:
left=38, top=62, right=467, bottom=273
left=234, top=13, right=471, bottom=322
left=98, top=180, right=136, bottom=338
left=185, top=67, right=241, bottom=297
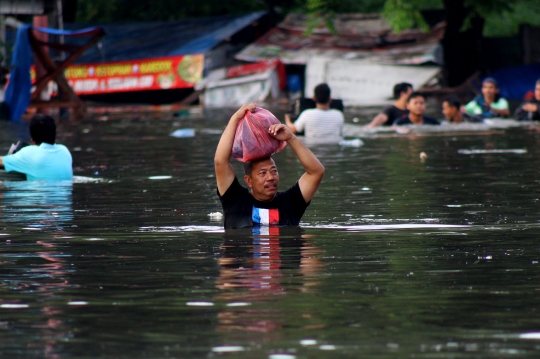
left=464, top=77, right=509, bottom=118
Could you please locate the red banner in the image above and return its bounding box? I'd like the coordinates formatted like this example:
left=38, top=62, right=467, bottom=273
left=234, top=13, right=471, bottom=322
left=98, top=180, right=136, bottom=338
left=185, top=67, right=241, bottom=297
left=32, top=54, right=204, bottom=95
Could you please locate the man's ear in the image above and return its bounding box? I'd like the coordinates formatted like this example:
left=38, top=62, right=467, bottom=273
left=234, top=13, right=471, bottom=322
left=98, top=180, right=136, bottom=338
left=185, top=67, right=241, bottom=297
left=244, top=175, right=253, bottom=189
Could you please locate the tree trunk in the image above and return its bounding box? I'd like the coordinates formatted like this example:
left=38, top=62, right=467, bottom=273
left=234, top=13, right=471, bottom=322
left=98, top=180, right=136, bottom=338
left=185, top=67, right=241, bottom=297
left=442, top=0, right=484, bottom=87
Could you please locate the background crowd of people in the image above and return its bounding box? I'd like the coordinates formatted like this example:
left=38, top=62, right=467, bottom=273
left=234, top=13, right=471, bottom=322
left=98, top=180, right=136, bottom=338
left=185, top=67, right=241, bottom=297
left=285, top=78, right=540, bottom=140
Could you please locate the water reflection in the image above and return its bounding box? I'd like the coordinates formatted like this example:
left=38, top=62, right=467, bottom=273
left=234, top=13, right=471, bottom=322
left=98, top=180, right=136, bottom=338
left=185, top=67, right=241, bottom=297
left=1, top=181, right=73, bottom=230
left=215, top=227, right=324, bottom=337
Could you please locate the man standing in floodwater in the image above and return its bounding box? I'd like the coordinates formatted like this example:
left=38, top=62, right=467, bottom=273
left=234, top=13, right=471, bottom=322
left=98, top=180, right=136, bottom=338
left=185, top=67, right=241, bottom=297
left=285, top=83, right=344, bottom=138
left=464, top=77, right=509, bottom=118
left=367, top=82, right=412, bottom=127
left=393, top=92, right=440, bottom=125
left=0, top=114, right=73, bottom=181
left=514, top=79, right=540, bottom=121
left=215, top=104, right=325, bottom=229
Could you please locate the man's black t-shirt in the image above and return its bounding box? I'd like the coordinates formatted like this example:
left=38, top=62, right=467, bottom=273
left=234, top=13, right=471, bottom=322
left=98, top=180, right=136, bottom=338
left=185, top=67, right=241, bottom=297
left=218, top=177, right=310, bottom=229
left=381, top=105, right=409, bottom=126
left=393, top=116, right=441, bottom=125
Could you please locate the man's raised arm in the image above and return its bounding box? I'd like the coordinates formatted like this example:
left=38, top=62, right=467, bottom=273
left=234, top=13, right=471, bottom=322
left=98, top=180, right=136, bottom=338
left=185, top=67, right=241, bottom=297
left=268, top=124, right=325, bottom=203
left=215, top=104, right=256, bottom=196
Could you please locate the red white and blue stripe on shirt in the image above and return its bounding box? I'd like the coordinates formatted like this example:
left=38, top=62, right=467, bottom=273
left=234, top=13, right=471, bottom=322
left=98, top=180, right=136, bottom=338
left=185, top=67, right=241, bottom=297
left=252, top=207, right=279, bottom=226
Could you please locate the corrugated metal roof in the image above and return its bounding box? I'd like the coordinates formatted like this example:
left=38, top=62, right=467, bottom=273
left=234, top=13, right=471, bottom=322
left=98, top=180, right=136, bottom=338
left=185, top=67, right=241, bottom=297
left=4, top=12, right=266, bottom=64
left=236, top=13, right=445, bottom=65
left=65, top=11, right=266, bottom=63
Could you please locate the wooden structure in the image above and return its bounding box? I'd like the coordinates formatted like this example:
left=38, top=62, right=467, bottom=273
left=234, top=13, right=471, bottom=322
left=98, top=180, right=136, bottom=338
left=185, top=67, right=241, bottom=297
left=28, top=27, right=105, bottom=117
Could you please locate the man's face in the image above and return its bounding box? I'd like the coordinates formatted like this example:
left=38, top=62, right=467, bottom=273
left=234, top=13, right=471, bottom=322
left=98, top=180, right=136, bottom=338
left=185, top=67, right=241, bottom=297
left=442, top=101, right=458, bottom=120
left=482, top=82, right=498, bottom=99
left=244, top=158, right=279, bottom=201
left=535, top=84, right=540, bottom=101
left=407, top=96, right=426, bottom=116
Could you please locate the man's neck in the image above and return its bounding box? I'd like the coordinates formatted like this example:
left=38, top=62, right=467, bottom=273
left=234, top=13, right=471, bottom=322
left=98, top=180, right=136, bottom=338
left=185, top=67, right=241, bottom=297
left=394, top=98, right=408, bottom=110
left=484, top=96, right=495, bottom=105
left=251, top=191, right=275, bottom=202
left=452, top=112, right=463, bottom=123
left=409, top=113, right=424, bottom=124
left=315, top=102, right=331, bottom=110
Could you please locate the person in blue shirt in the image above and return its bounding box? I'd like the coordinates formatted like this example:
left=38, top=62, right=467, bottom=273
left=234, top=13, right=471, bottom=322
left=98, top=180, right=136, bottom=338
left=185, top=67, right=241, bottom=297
left=0, top=114, right=73, bottom=181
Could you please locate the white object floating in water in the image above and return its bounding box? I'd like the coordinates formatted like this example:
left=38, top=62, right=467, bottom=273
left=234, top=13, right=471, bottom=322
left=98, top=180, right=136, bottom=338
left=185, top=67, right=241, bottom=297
left=148, top=175, right=172, bottom=180
left=73, top=176, right=105, bottom=183
left=227, top=302, right=250, bottom=307
left=170, top=128, right=195, bottom=138
left=208, top=212, right=223, bottom=220
left=1, top=303, right=29, bottom=309
left=458, top=149, right=527, bottom=155
left=269, top=355, right=296, bottom=359
left=68, top=301, right=89, bottom=306
left=300, top=339, right=318, bottom=346
left=319, top=345, right=336, bottom=350
left=339, top=138, right=364, bottom=147
left=186, top=301, right=214, bottom=306
left=212, top=346, right=245, bottom=353
left=520, top=333, right=540, bottom=339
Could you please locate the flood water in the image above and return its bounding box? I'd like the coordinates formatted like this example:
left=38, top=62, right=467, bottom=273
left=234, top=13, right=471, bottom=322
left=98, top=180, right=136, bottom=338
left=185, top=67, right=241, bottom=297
left=1, top=104, right=540, bottom=358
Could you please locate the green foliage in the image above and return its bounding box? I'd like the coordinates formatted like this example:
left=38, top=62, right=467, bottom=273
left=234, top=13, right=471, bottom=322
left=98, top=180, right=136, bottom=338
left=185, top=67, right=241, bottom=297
left=482, top=0, right=540, bottom=36
left=304, top=0, right=336, bottom=34
left=75, top=0, right=267, bottom=23
left=74, top=0, right=540, bottom=39
left=381, top=0, right=429, bottom=33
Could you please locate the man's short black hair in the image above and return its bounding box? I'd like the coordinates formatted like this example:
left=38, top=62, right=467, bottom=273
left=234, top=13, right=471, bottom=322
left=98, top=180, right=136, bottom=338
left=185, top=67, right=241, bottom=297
left=314, top=83, right=331, bottom=104
left=29, top=114, right=56, bottom=145
left=393, top=82, right=413, bottom=100
left=443, top=96, right=461, bottom=109
left=536, top=78, right=540, bottom=86
left=244, top=156, right=272, bottom=176
left=407, top=91, right=425, bottom=103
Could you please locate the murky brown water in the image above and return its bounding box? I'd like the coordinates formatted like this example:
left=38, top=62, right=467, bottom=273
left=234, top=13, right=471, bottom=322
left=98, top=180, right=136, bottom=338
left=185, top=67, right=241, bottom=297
left=1, top=104, right=540, bottom=358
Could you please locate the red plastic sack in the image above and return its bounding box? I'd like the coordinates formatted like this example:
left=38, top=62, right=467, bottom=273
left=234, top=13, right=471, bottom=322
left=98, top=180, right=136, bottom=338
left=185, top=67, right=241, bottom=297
left=232, top=107, right=287, bottom=162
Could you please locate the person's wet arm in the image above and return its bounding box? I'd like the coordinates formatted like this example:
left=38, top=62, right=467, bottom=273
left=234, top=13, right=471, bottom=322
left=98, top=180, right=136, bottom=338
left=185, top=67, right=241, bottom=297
left=521, top=103, right=538, bottom=113
left=268, top=124, right=324, bottom=203
left=366, top=113, right=389, bottom=128
left=215, top=103, right=256, bottom=196
left=491, top=99, right=510, bottom=117
left=491, top=107, right=510, bottom=117
left=285, top=114, right=297, bottom=133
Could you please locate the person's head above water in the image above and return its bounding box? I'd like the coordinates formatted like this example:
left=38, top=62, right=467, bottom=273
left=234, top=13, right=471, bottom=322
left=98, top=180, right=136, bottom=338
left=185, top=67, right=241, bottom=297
left=534, top=78, right=540, bottom=101
left=314, top=83, right=331, bottom=105
left=243, top=156, right=279, bottom=202
left=442, top=96, right=461, bottom=121
left=481, top=77, right=500, bottom=102
left=407, top=92, right=426, bottom=116
left=393, top=82, right=413, bottom=100
left=30, top=114, right=56, bottom=145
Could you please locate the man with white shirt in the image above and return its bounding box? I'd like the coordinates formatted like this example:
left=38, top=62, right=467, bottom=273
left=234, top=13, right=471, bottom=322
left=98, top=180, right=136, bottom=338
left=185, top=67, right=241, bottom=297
left=285, top=83, right=344, bottom=138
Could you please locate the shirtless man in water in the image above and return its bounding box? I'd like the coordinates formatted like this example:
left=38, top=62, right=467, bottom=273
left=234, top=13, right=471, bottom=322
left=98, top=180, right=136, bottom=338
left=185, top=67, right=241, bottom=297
left=215, top=104, right=325, bottom=229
